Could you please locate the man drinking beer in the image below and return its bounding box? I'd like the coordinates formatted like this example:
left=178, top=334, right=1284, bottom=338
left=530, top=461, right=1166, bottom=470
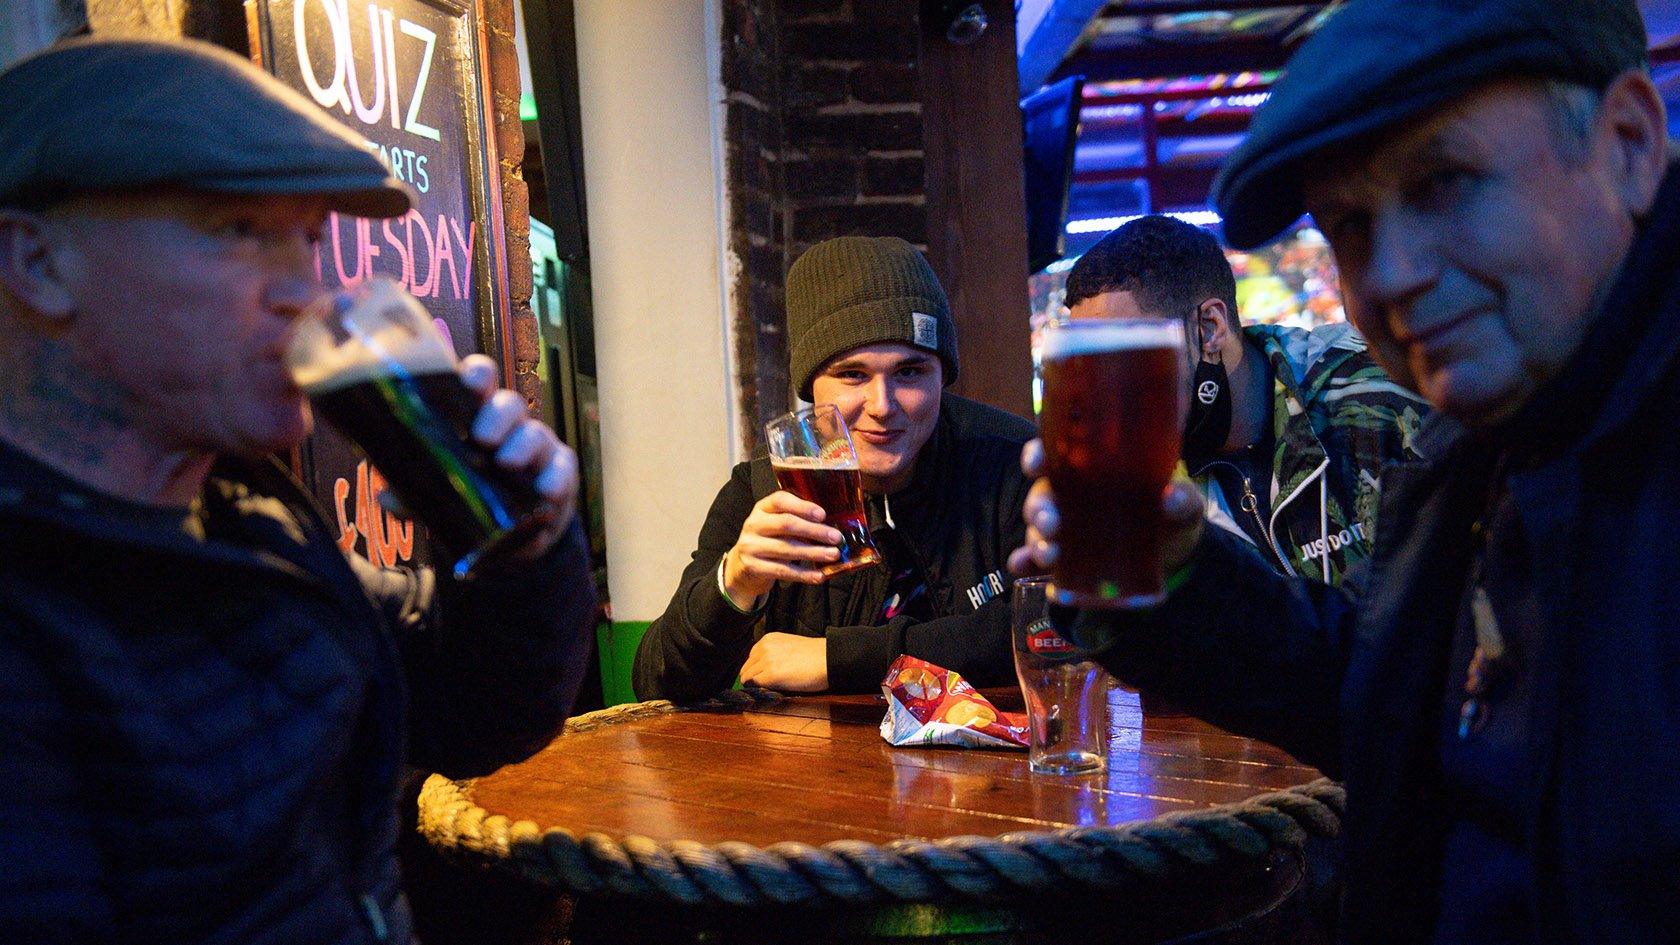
left=1065, top=215, right=1427, bottom=584
left=635, top=236, right=1035, bottom=700
left=0, top=38, right=596, bottom=943
left=1015, top=0, right=1680, bottom=940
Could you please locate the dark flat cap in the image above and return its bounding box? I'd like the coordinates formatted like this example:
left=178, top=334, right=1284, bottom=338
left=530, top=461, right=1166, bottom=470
left=0, top=36, right=413, bottom=217
left=1212, top=0, right=1647, bottom=250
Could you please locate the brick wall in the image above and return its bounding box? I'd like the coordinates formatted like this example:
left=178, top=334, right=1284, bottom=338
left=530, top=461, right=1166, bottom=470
left=480, top=0, right=543, bottom=407
left=721, top=0, right=929, bottom=451
left=721, top=0, right=788, bottom=451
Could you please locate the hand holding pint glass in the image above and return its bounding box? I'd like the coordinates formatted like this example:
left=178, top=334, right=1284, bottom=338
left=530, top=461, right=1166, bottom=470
left=1035, top=319, right=1187, bottom=609
left=722, top=405, right=882, bottom=609
left=287, top=277, right=576, bottom=578
left=765, top=405, right=881, bottom=577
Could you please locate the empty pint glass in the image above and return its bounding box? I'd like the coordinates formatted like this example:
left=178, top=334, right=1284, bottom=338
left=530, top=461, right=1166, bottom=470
left=287, top=277, right=546, bottom=578
left=765, top=404, right=881, bottom=577
left=1013, top=577, right=1108, bottom=774
left=1040, top=318, right=1186, bottom=609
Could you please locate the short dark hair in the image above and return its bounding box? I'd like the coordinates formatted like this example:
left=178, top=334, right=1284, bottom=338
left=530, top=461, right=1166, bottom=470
left=1065, top=215, right=1239, bottom=327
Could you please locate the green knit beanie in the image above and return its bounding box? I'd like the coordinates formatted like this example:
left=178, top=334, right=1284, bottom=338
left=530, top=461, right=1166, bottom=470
left=785, top=236, right=959, bottom=401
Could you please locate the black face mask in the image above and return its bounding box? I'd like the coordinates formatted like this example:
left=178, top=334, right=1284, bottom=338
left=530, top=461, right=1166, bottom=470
left=1182, top=307, right=1232, bottom=458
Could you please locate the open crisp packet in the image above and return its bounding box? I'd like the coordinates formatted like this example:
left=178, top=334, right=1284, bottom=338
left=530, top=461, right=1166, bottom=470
left=879, top=655, right=1028, bottom=749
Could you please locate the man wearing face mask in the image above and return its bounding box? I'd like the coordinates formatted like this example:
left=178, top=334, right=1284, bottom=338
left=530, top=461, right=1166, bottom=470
left=1065, top=215, right=1427, bottom=583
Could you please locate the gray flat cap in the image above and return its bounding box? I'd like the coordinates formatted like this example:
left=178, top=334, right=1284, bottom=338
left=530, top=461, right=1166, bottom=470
left=1212, top=0, right=1647, bottom=250
left=0, top=36, right=413, bottom=217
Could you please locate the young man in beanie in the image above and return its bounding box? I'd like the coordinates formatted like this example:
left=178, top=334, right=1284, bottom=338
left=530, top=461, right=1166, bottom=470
left=1066, top=214, right=1427, bottom=584
left=635, top=236, right=1035, bottom=701
left=0, top=38, right=596, bottom=943
left=1015, top=0, right=1680, bottom=940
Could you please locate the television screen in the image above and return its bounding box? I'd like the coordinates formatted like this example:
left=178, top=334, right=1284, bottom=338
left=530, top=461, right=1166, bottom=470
left=1022, top=75, right=1084, bottom=274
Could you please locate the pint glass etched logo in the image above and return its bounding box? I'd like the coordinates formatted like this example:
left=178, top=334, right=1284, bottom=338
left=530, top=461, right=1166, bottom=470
left=1025, top=619, right=1074, bottom=655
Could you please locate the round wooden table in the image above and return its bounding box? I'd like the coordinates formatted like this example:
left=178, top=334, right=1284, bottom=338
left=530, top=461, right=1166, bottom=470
left=416, top=685, right=1340, bottom=945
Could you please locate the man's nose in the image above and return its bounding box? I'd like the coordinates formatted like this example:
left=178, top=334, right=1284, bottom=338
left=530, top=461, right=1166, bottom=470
left=264, top=232, right=326, bottom=319
left=265, top=269, right=326, bottom=321
left=1362, top=208, right=1438, bottom=309
left=863, top=376, right=896, bottom=417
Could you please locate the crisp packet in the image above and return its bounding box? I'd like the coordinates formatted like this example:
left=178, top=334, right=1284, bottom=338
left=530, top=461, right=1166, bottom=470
left=879, top=655, right=1028, bottom=749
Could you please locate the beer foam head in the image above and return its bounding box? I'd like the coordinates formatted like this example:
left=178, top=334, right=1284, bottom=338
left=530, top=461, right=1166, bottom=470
left=771, top=454, right=859, bottom=471
left=288, top=277, right=458, bottom=391
left=1041, top=319, right=1185, bottom=361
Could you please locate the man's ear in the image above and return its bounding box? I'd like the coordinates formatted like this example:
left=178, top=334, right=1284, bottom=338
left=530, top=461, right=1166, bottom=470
left=0, top=211, right=76, bottom=326
left=1194, top=298, right=1232, bottom=359
left=1595, top=69, right=1668, bottom=218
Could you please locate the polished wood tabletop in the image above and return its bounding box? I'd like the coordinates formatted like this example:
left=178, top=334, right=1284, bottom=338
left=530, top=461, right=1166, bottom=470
left=468, top=684, right=1321, bottom=847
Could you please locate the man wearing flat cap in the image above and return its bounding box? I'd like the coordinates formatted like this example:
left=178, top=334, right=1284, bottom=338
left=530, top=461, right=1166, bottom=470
left=1015, top=0, right=1680, bottom=940
left=0, top=37, right=596, bottom=943
left=635, top=236, right=1035, bottom=701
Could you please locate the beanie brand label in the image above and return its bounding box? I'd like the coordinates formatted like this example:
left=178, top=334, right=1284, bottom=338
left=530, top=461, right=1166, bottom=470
left=911, top=312, right=938, bottom=349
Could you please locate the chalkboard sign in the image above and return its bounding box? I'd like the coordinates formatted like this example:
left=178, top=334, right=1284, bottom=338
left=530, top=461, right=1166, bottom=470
left=247, top=0, right=512, bottom=568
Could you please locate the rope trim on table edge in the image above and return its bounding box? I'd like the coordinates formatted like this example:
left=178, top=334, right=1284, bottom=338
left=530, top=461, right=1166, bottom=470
left=417, top=696, right=1346, bottom=907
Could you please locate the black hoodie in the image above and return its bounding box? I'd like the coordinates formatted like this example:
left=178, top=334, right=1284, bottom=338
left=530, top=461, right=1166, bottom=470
left=634, top=394, right=1035, bottom=701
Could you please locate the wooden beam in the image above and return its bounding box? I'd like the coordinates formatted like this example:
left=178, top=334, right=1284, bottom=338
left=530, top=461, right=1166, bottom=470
left=920, top=0, right=1035, bottom=419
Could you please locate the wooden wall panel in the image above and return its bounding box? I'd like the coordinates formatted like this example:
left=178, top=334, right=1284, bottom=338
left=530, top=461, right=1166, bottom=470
left=919, top=0, right=1034, bottom=419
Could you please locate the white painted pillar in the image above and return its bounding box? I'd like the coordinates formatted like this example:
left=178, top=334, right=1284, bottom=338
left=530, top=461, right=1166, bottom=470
left=573, top=0, right=737, bottom=649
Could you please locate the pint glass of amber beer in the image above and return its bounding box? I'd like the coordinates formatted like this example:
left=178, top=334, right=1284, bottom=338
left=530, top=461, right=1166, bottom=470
left=287, top=277, right=548, bottom=578
left=1039, top=318, right=1186, bottom=609
left=764, top=404, right=882, bottom=577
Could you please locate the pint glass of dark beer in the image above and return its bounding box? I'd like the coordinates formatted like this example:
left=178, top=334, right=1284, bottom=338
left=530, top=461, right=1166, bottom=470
left=1039, top=318, right=1186, bottom=609
left=287, top=277, right=547, bottom=578
left=764, top=404, right=881, bottom=577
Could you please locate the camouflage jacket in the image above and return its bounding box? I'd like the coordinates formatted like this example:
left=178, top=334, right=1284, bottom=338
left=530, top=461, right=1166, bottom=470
left=1190, top=323, right=1427, bottom=585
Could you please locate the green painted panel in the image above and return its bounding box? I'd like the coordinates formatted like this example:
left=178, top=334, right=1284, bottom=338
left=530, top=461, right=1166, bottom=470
left=597, top=620, right=650, bottom=706
left=856, top=903, right=1020, bottom=937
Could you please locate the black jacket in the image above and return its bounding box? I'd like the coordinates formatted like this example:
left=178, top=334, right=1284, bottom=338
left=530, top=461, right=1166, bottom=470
left=1063, top=164, right=1680, bottom=943
left=634, top=394, right=1035, bottom=701
left=0, top=447, right=597, bottom=944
